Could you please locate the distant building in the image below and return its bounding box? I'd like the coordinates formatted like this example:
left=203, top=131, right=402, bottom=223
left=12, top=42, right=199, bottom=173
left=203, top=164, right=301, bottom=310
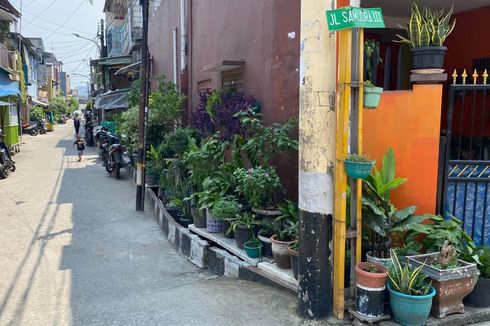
left=60, top=71, right=71, bottom=97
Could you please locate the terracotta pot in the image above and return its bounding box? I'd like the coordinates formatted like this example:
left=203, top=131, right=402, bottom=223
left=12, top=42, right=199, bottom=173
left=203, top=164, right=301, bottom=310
left=355, top=262, right=387, bottom=288
left=408, top=253, right=479, bottom=319
left=270, top=235, right=294, bottom=269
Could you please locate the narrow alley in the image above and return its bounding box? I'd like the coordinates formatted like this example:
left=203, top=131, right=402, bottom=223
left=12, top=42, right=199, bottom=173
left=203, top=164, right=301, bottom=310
left=0, top=124, right=300, bottom=325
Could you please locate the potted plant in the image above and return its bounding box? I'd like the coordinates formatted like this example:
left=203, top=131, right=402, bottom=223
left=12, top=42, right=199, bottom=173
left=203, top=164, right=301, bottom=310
left=227, top=212, right=262, bottom=249
left=146, top=145, right=161, bottom=187
left=234, top=166, right=282, bottom=217
left=209, top=196, right=241, bottom=236
left=362, top=148, right=424, bottom=268
left=345, top=153, right=375, bottom=179
left=465, top=245, right=490, bottom=308
left=271, top=220, right=298, bottom=269
left=395, top=4, right=456, bottom=70
left=387, top=249, right=436, bottom=326
left=258, top=220, right=275, bottom=258
left=364, top=39, right=383, bottom=109
left=198, top=190, right=221, bottom=233
left=407, top=241, right=479, bottom=318
left=288, top=239, right=299, bottom=280
left=355, top=262, right=387, bottom=318
left=244, top=235, right=263, bottom=259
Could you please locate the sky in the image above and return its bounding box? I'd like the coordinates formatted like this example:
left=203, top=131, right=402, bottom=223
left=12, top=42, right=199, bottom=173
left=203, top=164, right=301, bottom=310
left=10, top=0, right=105, bottom=91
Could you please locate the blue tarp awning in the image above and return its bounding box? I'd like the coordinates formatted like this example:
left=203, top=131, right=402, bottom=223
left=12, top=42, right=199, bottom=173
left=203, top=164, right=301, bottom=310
left=0, top=69, right=19, bottom=98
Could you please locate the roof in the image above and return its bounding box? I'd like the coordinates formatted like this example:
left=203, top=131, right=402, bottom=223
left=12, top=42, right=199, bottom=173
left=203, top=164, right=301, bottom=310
left=26, top=38, right=45, bottom=53
left=90, top=55, right=132, bottom=67
left=0, top=0, right=20, bottom=18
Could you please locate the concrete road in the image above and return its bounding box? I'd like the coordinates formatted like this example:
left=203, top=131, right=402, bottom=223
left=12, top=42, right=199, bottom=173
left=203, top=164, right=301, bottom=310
left=0, top=124, right=301, bottom=326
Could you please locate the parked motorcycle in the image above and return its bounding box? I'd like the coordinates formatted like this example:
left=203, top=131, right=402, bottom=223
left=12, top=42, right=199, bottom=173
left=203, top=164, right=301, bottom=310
left=22, top=122, right=38, bottom=136
left=105, top=141, right=125, bottom=179
left=84, top=121, right=95, bottom=146
left=0, top=142, right=15, bottom=179
left=39, top=119, right=48, bottom=135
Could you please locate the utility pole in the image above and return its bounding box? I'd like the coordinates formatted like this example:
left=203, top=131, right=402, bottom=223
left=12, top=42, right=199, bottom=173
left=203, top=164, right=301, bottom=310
left=99, top=19, right=107, bottom=91
left=136, top=0, right=149, bottom=212
left=297, top=0, right=337, bottom=319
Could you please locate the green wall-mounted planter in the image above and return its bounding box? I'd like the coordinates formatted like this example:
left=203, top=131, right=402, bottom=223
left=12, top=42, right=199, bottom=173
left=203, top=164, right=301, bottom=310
left=364, top=86, right=383, bottom=109
left=345, top=160, right=374, bottom=179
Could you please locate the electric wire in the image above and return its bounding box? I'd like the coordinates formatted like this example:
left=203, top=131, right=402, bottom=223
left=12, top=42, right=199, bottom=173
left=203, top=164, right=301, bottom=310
left=43, top=0, right=87, bottom=41
left=21, top=0, right=58, bottom=29
left=21, top=9, right=94, bottom=36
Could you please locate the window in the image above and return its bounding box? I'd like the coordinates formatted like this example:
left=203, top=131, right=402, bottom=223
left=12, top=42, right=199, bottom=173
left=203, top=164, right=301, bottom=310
left=221, top=68, right=244, bottom=91
left=197, top=79, right=212, bottom=94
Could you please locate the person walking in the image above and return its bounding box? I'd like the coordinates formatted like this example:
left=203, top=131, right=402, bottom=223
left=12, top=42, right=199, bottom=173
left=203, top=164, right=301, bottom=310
left=73, top=136, right=85, bottom=162
left=74, top=114, right=81, bottom=137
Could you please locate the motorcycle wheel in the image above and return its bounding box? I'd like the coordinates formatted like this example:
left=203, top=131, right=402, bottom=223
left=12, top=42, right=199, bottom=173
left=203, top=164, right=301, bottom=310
left=105, top=165, right=115, bottom=174
left=0, top=164, right=7, bottom=179
left=30, top=129, right=38, bottom=136
left=10, top=164, right=15, bottom=172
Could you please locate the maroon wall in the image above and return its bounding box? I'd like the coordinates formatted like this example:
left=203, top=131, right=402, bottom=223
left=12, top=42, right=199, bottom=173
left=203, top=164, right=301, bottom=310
left=148, top=0, right=300, bottom=199
left=148, top=0, right=182, bottom=89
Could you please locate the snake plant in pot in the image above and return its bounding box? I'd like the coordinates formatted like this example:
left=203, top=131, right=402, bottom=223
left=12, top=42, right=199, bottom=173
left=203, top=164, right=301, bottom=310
left=387, top=249, right=436, bottom=326
left=395, top=4, right=456, bottom=70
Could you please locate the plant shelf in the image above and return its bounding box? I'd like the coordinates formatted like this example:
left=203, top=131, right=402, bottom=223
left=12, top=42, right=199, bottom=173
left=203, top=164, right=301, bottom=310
left=189, top=224, right=273, bottom=266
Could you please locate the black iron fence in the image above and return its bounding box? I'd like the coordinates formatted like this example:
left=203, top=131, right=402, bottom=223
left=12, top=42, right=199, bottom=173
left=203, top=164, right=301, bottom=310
left=440, top=70, right=490, bottom=245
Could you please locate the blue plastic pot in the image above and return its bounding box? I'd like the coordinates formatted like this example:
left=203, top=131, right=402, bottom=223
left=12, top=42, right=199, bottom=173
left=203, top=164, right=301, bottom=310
left=345, top=160, right=374, bottom=179
left=388, top=283, right=436, bottom=326
left=364, top=86, right=383, bottom=108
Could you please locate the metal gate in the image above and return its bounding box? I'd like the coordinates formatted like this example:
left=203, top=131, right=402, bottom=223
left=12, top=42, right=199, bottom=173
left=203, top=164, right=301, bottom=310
left=439, top=70, right=490, bottom=245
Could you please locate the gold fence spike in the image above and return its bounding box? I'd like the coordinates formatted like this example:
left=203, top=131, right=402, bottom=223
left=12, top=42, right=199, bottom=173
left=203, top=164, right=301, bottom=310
left=452, top=69, right=458, bottom=84
left=484, top=70, right=489, bottom=85
left=473, top=69, right=479, bottom=85
left=462, top=69, right=468, bottom=85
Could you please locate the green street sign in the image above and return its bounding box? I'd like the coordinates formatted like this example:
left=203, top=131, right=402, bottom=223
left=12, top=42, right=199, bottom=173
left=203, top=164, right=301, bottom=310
left=326, top=7, right=385, bottom=32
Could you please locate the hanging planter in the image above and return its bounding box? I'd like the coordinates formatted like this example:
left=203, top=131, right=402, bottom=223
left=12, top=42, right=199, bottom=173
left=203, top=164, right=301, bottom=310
left=364, top=83, right=383, bottom=109
left=345, top=154, right=374, bottom=179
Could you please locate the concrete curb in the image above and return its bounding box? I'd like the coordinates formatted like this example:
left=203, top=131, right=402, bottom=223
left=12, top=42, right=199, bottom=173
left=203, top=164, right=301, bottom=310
left=145, top=187, right=251, bottom=277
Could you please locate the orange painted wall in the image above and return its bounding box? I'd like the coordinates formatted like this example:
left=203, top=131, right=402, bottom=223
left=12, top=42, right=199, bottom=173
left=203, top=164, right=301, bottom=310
left=363, top=85, right=443, bottom=214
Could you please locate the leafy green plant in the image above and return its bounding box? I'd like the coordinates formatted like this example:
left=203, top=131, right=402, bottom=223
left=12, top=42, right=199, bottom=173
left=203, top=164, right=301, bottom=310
left=30, top=106, right=45, bottom=122
left=346, top=153, right=373, bottom=163
left=276, top=200, right=299, bottom=224
left=235, top=109, right=298, bottom=167
left=160, top=128, right=198, bottom=159
left=197, top=165, right=239, bottom=210
left=146, top=145, right=161, bottom=177
left=275, top=220, right=298, bottom=242
left=364, top=263, right=384, bottom=273
left=258, top=220, right=275, bottom=237
left=227, top=212, right=263, bottom=236
left=234, top=166, right=282, bottom=209
left=182, top=135, right=228, bottom=191
left=387, top=249, right=432, bottom=296
left=210, top=196, right=242, bottom=221
left=402, top=214, right=477, bottom=263
left=362, top=147, right=425, bottom=258
left=474, top=245, right=490, bottom=278
left=395, top=4, right=456, bottom=48
left=170, top=179, right=194, bottom=219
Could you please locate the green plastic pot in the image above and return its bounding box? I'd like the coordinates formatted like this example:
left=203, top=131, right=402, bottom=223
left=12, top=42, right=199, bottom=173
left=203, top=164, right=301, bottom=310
left=244, top=240, right=263, bottom=259
left=345, top=160, right=374, bottom=179
left=364, top=86, right=383, bottom=109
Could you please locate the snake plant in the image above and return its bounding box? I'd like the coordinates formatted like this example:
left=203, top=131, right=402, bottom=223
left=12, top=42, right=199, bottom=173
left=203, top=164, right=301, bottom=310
left=395, top=4, right=456, bottom=48
left=387, top=249, right=432, bottom=296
